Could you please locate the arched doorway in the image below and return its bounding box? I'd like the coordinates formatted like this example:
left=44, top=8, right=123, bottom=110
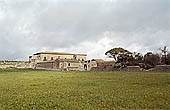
left=84, top=64, right=87, bottom=70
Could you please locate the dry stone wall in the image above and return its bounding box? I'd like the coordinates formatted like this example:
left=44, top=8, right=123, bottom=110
left=121, top=66, right=142, bottom=71
left=0, top=61, right=31, bottom=69
left=153, top=65, right=170, bottom=71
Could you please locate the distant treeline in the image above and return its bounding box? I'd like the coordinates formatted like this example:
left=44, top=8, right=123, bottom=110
left=105, top=46, right=170, bottom=70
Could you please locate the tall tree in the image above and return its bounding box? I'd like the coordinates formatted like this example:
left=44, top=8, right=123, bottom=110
left=105, top=47, right=132, bottom=67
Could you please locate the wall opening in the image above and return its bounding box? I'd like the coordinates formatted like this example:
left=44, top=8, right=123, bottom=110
left=84, top=64, right=87, bottom=70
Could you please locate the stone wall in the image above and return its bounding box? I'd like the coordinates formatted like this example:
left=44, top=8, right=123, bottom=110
left=0, top=61, right=31, bottom=69
left=153, top=65, right=170, bottom=71
left=91, top=66, right=116, bottom=71
left=36, top=62, right=60, bottom=70
left=35, top=60, right=81, bottom=71
left=0, top=65, right=14, bottom=68
left=121, top=66, right=141, bottom=71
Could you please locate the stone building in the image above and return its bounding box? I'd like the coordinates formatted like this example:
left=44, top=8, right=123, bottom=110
left=29, top=51, right=87, bottom=70
left=89, top=59, right=116, bottom=71
left=29, top=51, right=117, bottom=71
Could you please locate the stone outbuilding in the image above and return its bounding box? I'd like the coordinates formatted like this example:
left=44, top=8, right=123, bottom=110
left=36, top=59, right=82, bottom=71
left=89, top=59, right=116, bottom=71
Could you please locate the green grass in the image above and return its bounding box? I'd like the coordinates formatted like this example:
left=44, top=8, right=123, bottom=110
left=0, top=69, right=170, bottom=110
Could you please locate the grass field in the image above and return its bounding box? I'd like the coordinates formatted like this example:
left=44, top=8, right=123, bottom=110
left=0, top=69, right=170, bottom=110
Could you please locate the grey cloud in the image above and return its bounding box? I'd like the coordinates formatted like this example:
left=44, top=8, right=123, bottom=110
left=0, top=0, right=169, bottom=60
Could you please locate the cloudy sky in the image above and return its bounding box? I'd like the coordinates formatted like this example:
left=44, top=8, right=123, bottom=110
left=0, top=0, right=170, bottom=60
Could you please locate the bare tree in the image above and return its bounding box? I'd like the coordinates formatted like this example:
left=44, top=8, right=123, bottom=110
left=159, top=46, right=168, bottom=64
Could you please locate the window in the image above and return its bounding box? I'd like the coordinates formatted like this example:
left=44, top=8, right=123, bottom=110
left=32, top=59, right=36, bottom=62
left=43, top=57, right=47, bottom=61
left=68, top=63, right=71, bottom=66
left=51, top=57, right=54, bottom=60
left=38, top=56, right=41, bottom=60
left=73, top=55, right=77, bottom=59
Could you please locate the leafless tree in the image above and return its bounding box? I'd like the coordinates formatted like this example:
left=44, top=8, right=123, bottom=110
left=159, top=46, right=168, bottom=64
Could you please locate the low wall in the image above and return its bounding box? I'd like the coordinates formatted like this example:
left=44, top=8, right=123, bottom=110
left=91, top=66, right=113, bottom=71
left=0, top=65, right=15, bottom=68
left=154, top=65, right=170, bottom=71
left=121, top=66, right=142, bottom=71
left=91, top=64, right=142, bottom=71
left=0, top=61, right=31, bottom=69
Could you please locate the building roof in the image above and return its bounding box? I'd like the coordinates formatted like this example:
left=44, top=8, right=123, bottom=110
left=34, top=51, right=74, bottom=55
left=91, top=59, right=105, bottom=62
left=33, top=51, right=87, bottom=56
left=75, top=54, right=87, bottom=56
left=91, top=59, right=115, bottom=63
